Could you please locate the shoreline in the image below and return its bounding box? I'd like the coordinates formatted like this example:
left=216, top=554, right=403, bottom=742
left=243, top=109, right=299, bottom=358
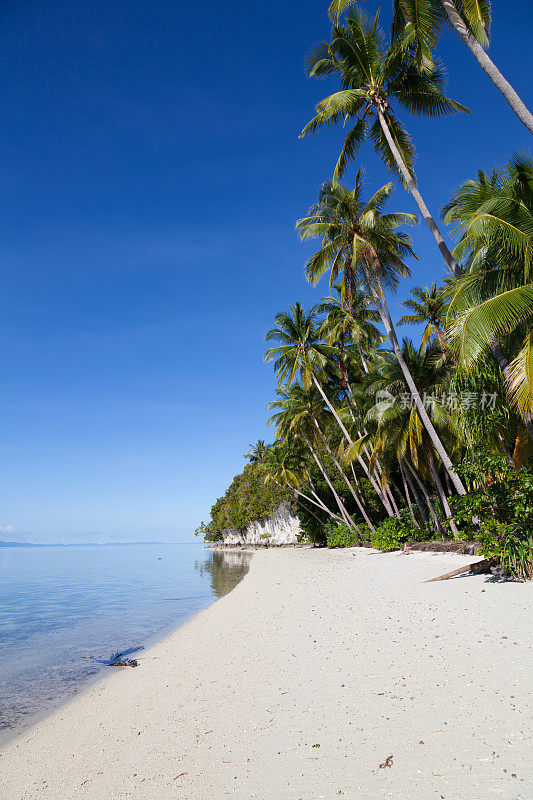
left=1, top=547, right=531, bottom=799
left=0, top=546, right=252, bottom=752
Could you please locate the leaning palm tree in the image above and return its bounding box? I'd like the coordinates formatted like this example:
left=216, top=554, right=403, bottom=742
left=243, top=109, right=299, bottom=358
left=264, top=302, right=395, bottom=511
left=297, top=173, right=467, bottom=495
left=261, top=439, right=341, bottom=526
left=384, top=0, right=533, bottom=135
left=269, top=382, right=376, bottom=531
left=367, top=339, right=461, bottom=534
left=300, top=6, right=468, bottom=276
left=398, top=281, right=449, bottom=355
left=268, top=384, right=361, bottom=532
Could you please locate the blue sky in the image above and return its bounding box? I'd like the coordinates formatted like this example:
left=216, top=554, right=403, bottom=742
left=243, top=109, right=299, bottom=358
left=2, top=0, right=532, bottom=543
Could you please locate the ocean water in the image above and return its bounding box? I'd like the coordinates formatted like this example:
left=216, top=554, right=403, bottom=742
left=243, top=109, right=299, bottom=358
left=0, top=543, right=251, bottom=746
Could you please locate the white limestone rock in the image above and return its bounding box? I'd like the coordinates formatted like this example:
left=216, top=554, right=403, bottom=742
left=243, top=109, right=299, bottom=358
left=221, top=505, right=301, bottom=546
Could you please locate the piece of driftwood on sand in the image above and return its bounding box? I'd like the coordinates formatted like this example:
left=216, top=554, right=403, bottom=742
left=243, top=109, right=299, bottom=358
left=426, top=558, right=494, bottom=583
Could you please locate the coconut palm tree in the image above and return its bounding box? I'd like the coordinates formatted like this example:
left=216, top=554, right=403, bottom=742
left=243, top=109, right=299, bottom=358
left=300, top=6, right=468, bottom=276
left=260, top=439, right=341, bottom=526
left=390, top=0, right=533, bottom=135
left=443, top=154, right=533, bottom=426
left=265, top=302, right=396, bottom=511
left=269, top=383, right=376, bottom=532
left=297, top=174, right=467, bottom=495
left=268, top=384, right=361, bottom=532
left=328, top=0, right=533, bottom=134
left=437, top=1, right=533, bottom=134
left=315, top=283, right=382, bottom=373
left=244, top=440, right=268, bottom=464
left=398, top=281, right=449, bottom=355
left=366, top=339, right=461, bottom=534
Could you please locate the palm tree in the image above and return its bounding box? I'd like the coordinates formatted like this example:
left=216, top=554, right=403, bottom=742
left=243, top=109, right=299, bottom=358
left=443, top=154, right=533, bottom=427
left=296, top=174, right=467, bottom=495
left=260, top=440, right=340, bottom=526
left=437, top=1, right=533, bottom=136
left=328, top=0, right=533, bottom=135
left=300, top=7, right=468, bottom=276
left=244, top=440, right=268, bottom=464
left=268, top=384, right=362, bottom=532
left=315, top=283, right=382, bottom=373
left=273, top=382, right=377, bottom=531
left=264, top=302, right=395, bottom=512
left=367, top=339, right=461, bottom=534
left=398, top=281, right=448, bottom=355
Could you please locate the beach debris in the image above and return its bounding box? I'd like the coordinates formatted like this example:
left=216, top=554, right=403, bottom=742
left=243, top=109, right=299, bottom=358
left=102, top=646, right=145, bottom=667
left=173, top=773, right=187, bottom=780
left=378, top=755, right=393, bottom=769
left=425, top=559, right=493, bottom=583
left=312, top=743, right=320, bottom=748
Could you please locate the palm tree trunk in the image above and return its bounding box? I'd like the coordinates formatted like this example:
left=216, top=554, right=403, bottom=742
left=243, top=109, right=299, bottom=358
left=356, top=342, right=369, bottom=373
left=375, top=106, right=462, bottom=277
left=312, top=373, right=395, bottom=514
left=271, top=474, right=341, bottom=524
left=402, top=459, right=429, bottom=530
left=302, top=472, right=347, bottom=523
left=297, top=487, right=343, bottom=524
left=440, top=0, right=533, bottom=135
left=342, top=386, right=396, bottom=516
left=399, top=460, right=421, bottom=529
left=426, top=448, right=460, bottom=538
left=386, top=485, right=401, bottom=518
left=365, top=254, right=467, bottom=496
left=377, top=104, right=533, bottom=434
left=404, top=459, right=445, bottom=536
left=435, top=324, right=448, bottom=362
left=314, top=419, right=376, bottom=532
left=305, top=435, right=361, bottom=534
left=293, top=493, right=326, bottom=525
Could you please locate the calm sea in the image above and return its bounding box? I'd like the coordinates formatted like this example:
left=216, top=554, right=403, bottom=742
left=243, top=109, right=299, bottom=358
left=0, top=542, right=251, bottom=747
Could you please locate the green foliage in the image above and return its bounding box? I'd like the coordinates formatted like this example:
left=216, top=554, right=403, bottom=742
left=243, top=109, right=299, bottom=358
left=326, top=521, right=370, bottom=547
left=298, top=510, right=327, bottom=545
left=450, top=449, right=533, bottom=579
left=197, top=463, right=292, bottom=542
left=370, top=516, right=411, bottom=551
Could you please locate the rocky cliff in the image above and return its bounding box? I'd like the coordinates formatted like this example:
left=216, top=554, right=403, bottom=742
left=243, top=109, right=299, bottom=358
left=221, top=505, right=301, bottom=546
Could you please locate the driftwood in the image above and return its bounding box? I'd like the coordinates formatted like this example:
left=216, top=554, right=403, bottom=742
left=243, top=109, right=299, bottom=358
left=405, top=540, right=480, bottom=555
left=426, top=558, right=494, bottom=583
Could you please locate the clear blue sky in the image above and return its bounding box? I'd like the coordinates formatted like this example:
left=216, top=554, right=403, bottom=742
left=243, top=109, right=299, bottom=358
left=2, top=0, right=532, bottom=542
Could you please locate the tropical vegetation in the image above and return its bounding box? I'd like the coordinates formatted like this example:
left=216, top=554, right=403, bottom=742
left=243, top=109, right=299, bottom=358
left=198, top=2, right=533, bottom=580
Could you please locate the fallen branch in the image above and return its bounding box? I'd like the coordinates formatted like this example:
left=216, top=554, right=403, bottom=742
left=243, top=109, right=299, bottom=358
left=425, top=558, right=494, bottom=583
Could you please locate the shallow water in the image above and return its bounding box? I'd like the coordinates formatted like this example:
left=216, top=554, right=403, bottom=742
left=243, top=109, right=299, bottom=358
left=0, top=543, right=251, bottom=746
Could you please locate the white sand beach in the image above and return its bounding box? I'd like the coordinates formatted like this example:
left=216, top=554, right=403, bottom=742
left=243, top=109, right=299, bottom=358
left=0, top=547, right=531, bottom=800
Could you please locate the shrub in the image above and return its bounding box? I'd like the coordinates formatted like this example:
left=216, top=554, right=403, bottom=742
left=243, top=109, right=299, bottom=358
left=450, top=449, right=533, bottom=579
left=370, top=517, right=411, bottom=551
left=326, top=522, right=369, bottom=548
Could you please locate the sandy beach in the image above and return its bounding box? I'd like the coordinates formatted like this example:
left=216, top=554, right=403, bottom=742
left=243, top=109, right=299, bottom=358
left=0, top=547, right=531, bottom=800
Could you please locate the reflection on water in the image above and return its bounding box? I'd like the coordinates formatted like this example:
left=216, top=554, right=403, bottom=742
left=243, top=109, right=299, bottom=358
left=0, top=543, right=252, bottom=747
left=195, top=549, right=253, bottom=597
